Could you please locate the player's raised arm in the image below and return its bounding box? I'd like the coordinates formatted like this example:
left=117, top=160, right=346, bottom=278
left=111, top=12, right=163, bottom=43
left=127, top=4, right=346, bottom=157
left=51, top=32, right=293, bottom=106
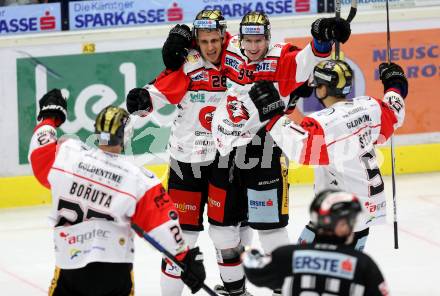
left=125, top=25, right=193, bottom=116
left=28, top=89, right=67, bottom=188
left=275, top=16, right=351, bottom=96
left=375, top=62, right=408, bottom=143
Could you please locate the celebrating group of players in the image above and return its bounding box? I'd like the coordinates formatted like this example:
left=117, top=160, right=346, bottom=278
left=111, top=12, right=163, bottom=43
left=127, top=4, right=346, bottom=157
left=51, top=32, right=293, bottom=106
left=29, top=8, right=408, bottom=296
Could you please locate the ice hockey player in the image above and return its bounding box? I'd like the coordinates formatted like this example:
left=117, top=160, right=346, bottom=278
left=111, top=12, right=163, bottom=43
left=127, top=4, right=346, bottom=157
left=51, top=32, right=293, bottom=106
left=126, top=10, right=254, bottom=296
left=29, top=89, right=206, bottom=295
left=248, top=61, right=408, bottom=250
left=208, top=12, right=350, bottom=295
left=242, top=189, right=390, bottom=296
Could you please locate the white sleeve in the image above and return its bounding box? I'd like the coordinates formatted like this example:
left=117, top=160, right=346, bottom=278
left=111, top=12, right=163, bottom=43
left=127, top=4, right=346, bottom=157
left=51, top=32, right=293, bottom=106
left=269, top=116, right=308, bottom=162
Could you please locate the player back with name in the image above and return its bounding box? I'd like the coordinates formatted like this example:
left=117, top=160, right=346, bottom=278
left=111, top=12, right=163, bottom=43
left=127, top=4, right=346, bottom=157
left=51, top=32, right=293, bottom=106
left=242, top=190, right=389, bottom=296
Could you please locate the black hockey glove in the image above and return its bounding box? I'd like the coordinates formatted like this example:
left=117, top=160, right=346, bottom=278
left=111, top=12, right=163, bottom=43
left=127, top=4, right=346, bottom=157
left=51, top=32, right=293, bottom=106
left=311, top=17, right=351, bottom=43
left=249, top=80, right=285, bottom=122
left=162, top=24, right=192, bottom=71
left=180, top=247, right=206, bottom=294
left=37, top=88, right=67, bottom=126
left=379, top=62, right=408, bottom=99
left=288, top=83, right=313, bottom=111
left=126, top=88, right=153, bottom=114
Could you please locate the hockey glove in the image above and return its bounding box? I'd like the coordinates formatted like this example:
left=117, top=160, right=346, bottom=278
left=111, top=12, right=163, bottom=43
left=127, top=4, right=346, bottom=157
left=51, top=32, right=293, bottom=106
left=37, top=88, right=67, bottom=127
left=379, top=62, right=408, bottom=99
left=181, top=247, right=206, bottom=294
left=311, top=17, right=351, bottom=43
left=162, top=24, right=192, bottom=70
left=288, top=83, right=313, bottom=112
left=126, top=88, right=153, bottom=115
left=249, top=80, right=285, bottom=122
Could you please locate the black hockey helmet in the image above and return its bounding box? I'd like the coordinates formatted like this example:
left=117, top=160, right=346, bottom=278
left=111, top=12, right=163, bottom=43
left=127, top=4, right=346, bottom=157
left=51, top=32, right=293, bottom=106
left=239, top=11, right=271, bottom=41
left=192, top=9, right=227, bottom=39
left=310, top=59, right=353, bottom=97
left=95, top=105, right=130, bottom=147
left=310, top=189, right=361, bottom=232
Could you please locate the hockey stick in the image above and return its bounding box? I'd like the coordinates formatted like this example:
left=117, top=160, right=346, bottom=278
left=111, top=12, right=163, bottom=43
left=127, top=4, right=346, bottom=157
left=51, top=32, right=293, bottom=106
left=335, top=0, right=358, bottom=60
left=346, top=0, right=358, bottom=23
left=385, top=0, right=399, bottom=250
left=131, top=223, right=219, bottom=296
left=334, top=0, right=341, bottom=59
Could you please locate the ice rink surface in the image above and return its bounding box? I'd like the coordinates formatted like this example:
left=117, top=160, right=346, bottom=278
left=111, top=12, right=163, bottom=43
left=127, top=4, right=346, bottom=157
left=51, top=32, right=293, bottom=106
left=1, top=172, right=439, bottom=296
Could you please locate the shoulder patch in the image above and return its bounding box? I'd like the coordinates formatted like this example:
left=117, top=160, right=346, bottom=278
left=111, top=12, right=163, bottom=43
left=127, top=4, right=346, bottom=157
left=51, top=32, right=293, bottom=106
left=140, top=167, right=155, bottom=179
left=186, top=50, right=202, bottom=63
left=266, top=43, right=285, bottom=57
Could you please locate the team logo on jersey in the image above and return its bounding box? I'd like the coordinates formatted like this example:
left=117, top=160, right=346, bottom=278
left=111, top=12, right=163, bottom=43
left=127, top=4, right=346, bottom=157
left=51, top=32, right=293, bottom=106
left=174, top=202, right=197, bottom=213
left=364, top=200, right=386, bottom=213
left=293, top=250, right=357, bottom=280
left=225, top=55, right=242, bottom=72
left=255, top=60, right=277, bottom=72
left=154, top=187, right=170, bottom=209
left=199, top=106, right=216, bottom=131
left=190, top=70, right=209, bottom=82
left=249, top=198, right=274, bottom=207
left=70, top=248, right=81, bottom=259
left=59, top=229, right=110, bottom=245
left=226, top=95, right=249, bottom=123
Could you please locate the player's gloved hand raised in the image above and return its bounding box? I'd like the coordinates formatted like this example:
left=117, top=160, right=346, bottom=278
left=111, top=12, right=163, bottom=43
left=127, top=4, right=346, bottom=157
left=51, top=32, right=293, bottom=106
left=249, top=80, right=285, bottom=122
left=126, top=88, right=153, bottom=116
left=181, top=247, right=206, bottom=294
left=379, top=62, right=408, bottom=99
left=288, top=83, right=313, bottom=112
left=162, top=24, right=192, bottom=70
left=311, top=17, right=351, bottom=43
left=37, top=88, right=67, bottom=127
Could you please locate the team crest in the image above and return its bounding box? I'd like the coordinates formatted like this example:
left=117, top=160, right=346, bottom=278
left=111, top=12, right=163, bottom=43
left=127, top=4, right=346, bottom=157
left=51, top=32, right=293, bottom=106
left=199, top=106, right=216, bottom=131
left=226, top=95, right=249, bottom=123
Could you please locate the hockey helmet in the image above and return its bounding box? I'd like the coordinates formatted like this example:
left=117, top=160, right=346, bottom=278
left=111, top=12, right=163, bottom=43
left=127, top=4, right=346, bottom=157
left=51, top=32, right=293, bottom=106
left=239, top=11, right=271, bottom=40
left=193, top=9, right=227, bottom=39
left=310, top=59, right=353, bottom=97
left=95, top=106, right=131, bottom=147
left=310, top=189, right=361, bottom=232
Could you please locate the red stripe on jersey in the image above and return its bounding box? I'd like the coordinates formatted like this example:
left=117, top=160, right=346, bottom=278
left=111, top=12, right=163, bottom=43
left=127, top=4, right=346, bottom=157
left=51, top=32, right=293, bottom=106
left=374, top=98, right=398, bottom=144
left=218, top=261, right=242, bottom=267
left=386, top=87, right=402, bottom=96
left=154, top=69, right=190, bottom=104
left=51, top=167, right=137, bottom=200
left=299, top=117, right=329, bottom=165
left=131, top=184, right=178, bottom=233
left=327, top=124, right=381, bottom=147
left=275, top=44, right=303, bottom=97
left=30, top=119, right=58, bottom=188
left=30, top=142, right=57, bottom=189
left=33, top=118, right=57, bottom=131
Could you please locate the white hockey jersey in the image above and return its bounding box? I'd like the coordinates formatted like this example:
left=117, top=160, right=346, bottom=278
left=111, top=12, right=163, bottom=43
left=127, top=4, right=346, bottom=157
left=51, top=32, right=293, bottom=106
left=269, top=91, right=405, bottom=230
left=29, top=119, right=187, bottom=269
left=146, top=33, right=232, bottom=163
left=211, top=35, right=331, bottom=156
